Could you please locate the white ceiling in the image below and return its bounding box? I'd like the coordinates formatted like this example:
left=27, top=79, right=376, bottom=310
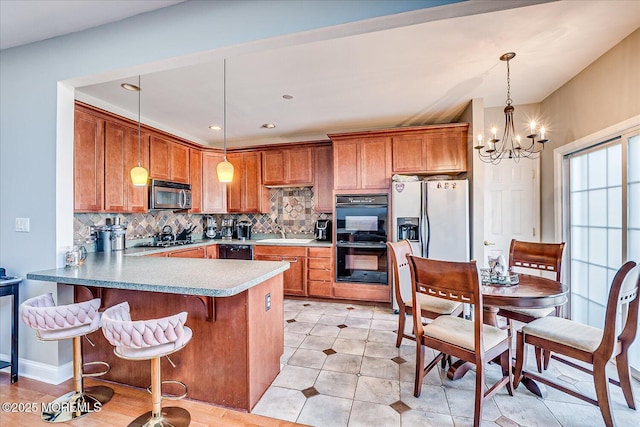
left=3, top=1, right=639, bottom=148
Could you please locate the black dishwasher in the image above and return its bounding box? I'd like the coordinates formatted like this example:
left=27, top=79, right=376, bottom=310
left=218, top=244, right=253, bottom=260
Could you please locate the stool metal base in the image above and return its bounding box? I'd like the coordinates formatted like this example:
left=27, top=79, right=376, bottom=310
left=41, top=385, right=113, bottom=423
left=127, top=406, right=191, bottom=427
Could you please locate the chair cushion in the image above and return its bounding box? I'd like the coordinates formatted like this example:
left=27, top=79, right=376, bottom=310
left=501, top=307, right=555, bottom=318
left=422, top=315, right=508, bottom=351
left=406, top=293, right=462, bottom=315
left=101, top=302, right=192, bottom=360
left=522, top=316, right=603, bottom=353
left=20, top=293, right=101, bottom=340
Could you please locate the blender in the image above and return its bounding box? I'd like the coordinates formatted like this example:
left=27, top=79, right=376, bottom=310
left=205, top=216, right=218, bottom=239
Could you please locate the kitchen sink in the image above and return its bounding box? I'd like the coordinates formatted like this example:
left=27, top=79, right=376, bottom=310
left=256, top=238, right=316, bottom=244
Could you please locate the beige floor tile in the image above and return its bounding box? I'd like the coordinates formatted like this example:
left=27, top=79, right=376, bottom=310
left=337, top=327, right=369, bottom=340
left=399, top=381, right=450, bottom=415
left=317, top=314, right=348, bottom=325
left=284, top=332, right=306, bottom=347
left=322, top=353, right=363, bottom=374
left=288, top=348, right=327, bottom=369
left=343, top=316, right=372, bottom=328
left=309, top=323, right=341, bottom=337
left=363, top=341, right=399, bottom=359
left=272, top=365, right=320, bottom=390
left=367, top=329, right=398, bottom=343
left=354, top=375, right=400, bottom=405
left=314, top=370, right=358, bottom=399
left=298, top=394, right=352, bottom=427
left=346, top=308, right=375, bottom=319
left=370, top=319, right=398, bottom=331
left=285, top=321, right=316, bottom=334
left=251, top=386, right=306, bottom=422
left=299, top=335, right=336, bottom=351
left=333, top=338, right=366, bottom=356
left=359, top=355, right=399, bottom=380
left=444, top=387, right=502, bottom=422
left=401, top=409, right=455, bottom=426
left=348, top=400, right=400, bottom=427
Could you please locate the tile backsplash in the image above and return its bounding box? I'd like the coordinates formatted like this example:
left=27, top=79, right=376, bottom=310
left=74, top=188, right=331, bottom=243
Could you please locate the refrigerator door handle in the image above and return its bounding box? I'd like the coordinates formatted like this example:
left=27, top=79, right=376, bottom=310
left=421, top=182, right=429, bottom=258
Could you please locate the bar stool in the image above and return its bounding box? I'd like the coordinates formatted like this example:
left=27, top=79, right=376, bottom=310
left=101, top=302, right=192, bottom=427
left=20, top=293, right=113, bottom=422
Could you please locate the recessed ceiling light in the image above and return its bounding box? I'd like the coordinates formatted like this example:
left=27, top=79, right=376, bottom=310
left=209, top=125, right=222, bottom=131
left=121, top=82, right=140, bottom=91
left=261, top=123, right=276, bottom=129
left=282, top=94, right=294, bottom=100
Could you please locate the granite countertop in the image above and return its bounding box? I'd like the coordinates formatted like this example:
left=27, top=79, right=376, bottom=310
left=27, top=252, right=289, bottom=297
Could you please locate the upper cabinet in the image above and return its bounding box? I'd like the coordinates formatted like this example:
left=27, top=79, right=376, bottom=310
left=262, top=147, right=313, bottom=186
left=391, top=124, right=469, bottom=174
left=313, top=144, right=333, bottom=213
left=149, top=134, right=190, bottom=183
left=189, top=148, right=202, bottom=213
left=227, top=151, right=262, bottom=213
left=331, top=136, right=391, bottom=191
left=202, top=151, right=227, bottom=213
left=74, top=110, right=105, bottom=211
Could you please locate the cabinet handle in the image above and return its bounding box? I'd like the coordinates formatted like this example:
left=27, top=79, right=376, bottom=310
left=282, top=257, right=298, bottom=263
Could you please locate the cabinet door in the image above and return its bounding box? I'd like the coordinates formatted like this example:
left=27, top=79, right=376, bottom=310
left=74, top=110, right=104, bottom=211
left=243, top=152, right=261, bottom=213
left=360, top=137, right=391, bottom=190
left=149, top=135, right=171, bottom=180
left=392, top=134, right=427, bottom=173
left=425, top=130, right=468, bottom=172
left=202, top=152, right=227, bottom=213
left=124, top=128, right=150, bottom=213
left=254, top=246, right=307, bottom=296
left=287, top=147, right=313, bottom=184
left=205, top=245, right=218, bottom=259
left=171, top=143, right=190, bottom=183
left=189, top=149, right=202, bottom=213
left=226, top=153, right=243, bottom=212
left=333, top=140, right=360, bottom=190
left=103, top=121, right=127, bottom=212
left=313, top=145, right=333, bottom=213
left=262, top=150, right=285, bottom=185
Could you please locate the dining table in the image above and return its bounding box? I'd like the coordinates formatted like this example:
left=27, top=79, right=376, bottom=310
left=447, top=273, right=569, bottom=397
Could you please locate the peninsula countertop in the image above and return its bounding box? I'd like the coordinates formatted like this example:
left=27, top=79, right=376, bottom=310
left=27, top=252, right=289, bottom=297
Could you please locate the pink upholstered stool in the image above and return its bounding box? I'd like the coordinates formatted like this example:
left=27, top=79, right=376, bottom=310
left=101, top=301, right=192, bottom=427
left=20, top=293, right=113, bottom=422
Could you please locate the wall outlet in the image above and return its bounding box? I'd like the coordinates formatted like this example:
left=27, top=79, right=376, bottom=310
left=265, top=293, right=271, bottom=311
left=16, top=217, right=30, bottom=232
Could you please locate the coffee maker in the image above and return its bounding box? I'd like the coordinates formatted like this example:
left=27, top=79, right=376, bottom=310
left=314, top=219, right=332, bottom=241
left=205, top=216, right=218, bottom=239
left=220, top=218, right=235, bottom=240
left=236, top=221, right=252, bottom=241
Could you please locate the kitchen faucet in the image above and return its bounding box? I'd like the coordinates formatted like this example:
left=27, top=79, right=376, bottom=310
left=274, top=218, right=286, bottom=239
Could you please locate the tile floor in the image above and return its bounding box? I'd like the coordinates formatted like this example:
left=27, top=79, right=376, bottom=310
left=251, top=299, right=640, bottom=427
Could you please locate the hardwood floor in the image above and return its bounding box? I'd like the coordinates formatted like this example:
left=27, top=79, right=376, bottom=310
left=0, top=374, right=305, bottom=426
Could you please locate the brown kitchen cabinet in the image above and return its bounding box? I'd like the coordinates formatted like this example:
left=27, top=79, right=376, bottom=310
left=254, top=245, right=307, bottom=296
left=74, top=109, right=105, bottom=212
left=227, top=152, right=262, bottom=213
left=391, top=124, right=469, bottom=174
left=205, top=244, right=218, bottom=259
left=313, top=145, right=333, bottom=213
left=307, top=247, right=333, bottom=297
left=202, top=151, right=227, bottom=213
left=262, top=147, right=313, bottom=186
left=331, top=136, right=391, bottom=191
left=167, top=246, right=206, bottom=258
left=189, top=148, right=202, bottom=213
left=149, top=134, right=190, bottom=183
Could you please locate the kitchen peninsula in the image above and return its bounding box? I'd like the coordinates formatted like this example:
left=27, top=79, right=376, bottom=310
left=27, top=253, right=289, bottom=411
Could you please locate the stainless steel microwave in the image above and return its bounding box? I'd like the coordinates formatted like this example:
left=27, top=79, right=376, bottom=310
left=149, top=179, right=192, bottom=210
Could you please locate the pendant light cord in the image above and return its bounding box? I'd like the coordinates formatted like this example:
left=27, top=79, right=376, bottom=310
left=223, top=59, right=227, bottom=161
left=137, top=75, right=142, bottom=167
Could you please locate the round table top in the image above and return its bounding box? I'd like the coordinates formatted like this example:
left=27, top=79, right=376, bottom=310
left=482, top=273, right=568, bottom=309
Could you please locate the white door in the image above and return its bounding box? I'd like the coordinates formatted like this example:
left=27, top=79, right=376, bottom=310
left=483, top=158, right=540, bottom=267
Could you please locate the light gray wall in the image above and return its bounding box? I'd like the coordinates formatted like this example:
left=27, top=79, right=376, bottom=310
left=0, top=0, right=456, bottom=381
left=539, top=28, right=640, bottom=242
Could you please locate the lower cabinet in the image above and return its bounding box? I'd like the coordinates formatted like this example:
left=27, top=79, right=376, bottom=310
left=254, top=245, right=307, bottom=296
left=307, top=247, right=333, bottom=297
left=167, top=247, right=206, bottom=258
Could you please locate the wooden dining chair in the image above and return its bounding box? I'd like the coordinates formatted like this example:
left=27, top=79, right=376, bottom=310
left=514, top=260, right=638, bottom=427
left=499, top=239, right=565, bottom=370
left=407, top=255, right=512, bottom=427
left=386, top=240, right=463, bottom=347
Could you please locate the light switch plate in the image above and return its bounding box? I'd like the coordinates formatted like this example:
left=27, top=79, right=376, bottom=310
left=265, top=293, right=271, bottom=311
left=16, top=217, right=30, bottom=232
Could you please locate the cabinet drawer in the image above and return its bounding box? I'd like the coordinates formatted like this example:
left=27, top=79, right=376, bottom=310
left=308, top=269, right=332, bottom=282
left=254, top=246, right=306, bottom=257
left=308, top=280, right=332, bottom=297
left=308, top=247, right=331, bottom=258
left=308, top=258, right=331, bottom=270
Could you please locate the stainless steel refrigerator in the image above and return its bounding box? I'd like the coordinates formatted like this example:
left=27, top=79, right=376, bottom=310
left=390, top=179, right=470, bottom=309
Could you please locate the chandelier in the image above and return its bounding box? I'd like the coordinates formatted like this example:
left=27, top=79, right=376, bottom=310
left=475, top=52, right=549, bottom=164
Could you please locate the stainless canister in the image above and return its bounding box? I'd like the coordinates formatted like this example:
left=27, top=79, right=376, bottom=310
left=96, top=227, right=113, bottom=252
left=111, top=225, right=127, bottom=251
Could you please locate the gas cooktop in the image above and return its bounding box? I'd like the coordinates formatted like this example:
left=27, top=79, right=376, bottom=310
left=139, top=240, right=195, bottom=248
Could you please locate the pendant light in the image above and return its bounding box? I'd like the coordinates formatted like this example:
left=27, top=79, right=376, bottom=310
left=216, top=59, right=234, bottom=182
left=122, top=75, right=149, bottom=186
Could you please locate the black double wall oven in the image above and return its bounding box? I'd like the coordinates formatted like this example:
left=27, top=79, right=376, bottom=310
left=335, top=194, right=388, bottom=285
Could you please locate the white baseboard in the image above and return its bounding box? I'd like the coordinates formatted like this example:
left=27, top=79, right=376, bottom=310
left=0, top=353, right=72, bottom=385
